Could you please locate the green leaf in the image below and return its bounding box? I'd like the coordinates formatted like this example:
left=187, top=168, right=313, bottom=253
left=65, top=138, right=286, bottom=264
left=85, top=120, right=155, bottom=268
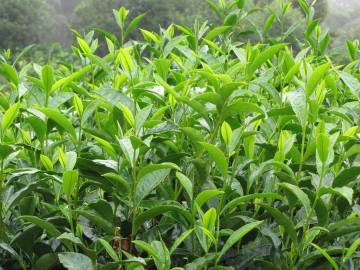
left=134, top=168, right=171, bottom=206
left=138, top=163, right=180, bottom=180
left=102, top=172, right=129, bottom=191
left=284, top=62, right=301, bottom=84
left=279, top=183, right=311, bottom=217
left=40, top=154, right=54, bottom=171
left=73, top=94, right=84, bottom=117
left=133, top=205, right=192, bottom=233
left=247, top=44, right=286, bottom=77
left=41, top=65, right=54, bottom=93
left=33, top=254, right=59, bottom=270
left=170, top=229, right=194, bottom=254
left=319, top=186, right=353, bottom=205
left=176, top=171, right=193, bottom=201
left=19, top=216, right=61, bottom=238
left=40, top=108, right=77, bottom=142
left=140, top=29, right=160, bottom=44
left=118, top=137, right=135, bottom=167
left=305, top=63, right=331, bottom=97
left=0, top=144, right=15, bottom=160
left=199, top=142, right=228, bottom=178
left=132, top=240, right=160, bottom=260
left=76, top=210, right=113, bottom=235
left=216, top=220, right=263, bottom=263
left=310, top=243, right=339, bottom=270
left=98, top=239, right=119, bottom=262
left=221, top=121, right=233, bottom=145
left=344, top=238, right=360, bottom=262
left=0, top=242, right=21, bottom=261
left=92, top=135, right=117, bottom=160
left=287, top=90, right=307, bottom=127
left=177, top=96, right=210, bottom=122
left=125, top=13, right=145, bottom=38
left=194, top=189, right=224, bottom=211
left=316, top=133, right=330, bottom=164
left=50, top=65, right=93, bottom=94
left=339, top=71, right=360, bottom=100
left=263, top=14, right=276, bottom=33
left=224, top=100, right=265, bottom=117
left=2, top=102, right=20, bottom=130
left=116, top=48, right=133, bottom=72
left=346, top=40, right=357, bottom=60
left=261, top=204, right=298, bottom=244
left=0, top=62, right=19, bottom=86
left=135, top=105, right=152, bottom=134
left=203, top=208, right=217, bottom=232
left=63, top=170, right=79, bottom=200
left=333, top=167, right=360, bottom=188
left=221, top=193, right=284, bottom=215
left=58, top=252, right=94, bottom=270
left=204, top=26, right=231, bottom=41
left=119, top=103, right=135, bottom=127
left=77, top=37, right=92, bottom=55
left=27, top=116, right=46, bottom=143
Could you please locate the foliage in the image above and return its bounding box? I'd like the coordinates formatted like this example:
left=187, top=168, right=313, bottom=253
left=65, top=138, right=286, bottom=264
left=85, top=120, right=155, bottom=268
left=1, top=1, right=360, bottom=270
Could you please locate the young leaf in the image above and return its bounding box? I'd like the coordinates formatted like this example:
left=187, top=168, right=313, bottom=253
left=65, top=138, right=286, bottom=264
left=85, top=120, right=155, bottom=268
left=77, top=37, right=92, bottom=55
left=132, top=240, right=160, bottom=261
left=344, top=238, right=360, bottom=262
left=41, top=65, right=54, bottom=93
left=169, top=229, right=194, bottom=254
left=221, top=121, right=233, bottom=146
left=305, top=63, right=331, bottom=97
left=1, top=102, right=20, bottom=130
left=98, top=239, right=119, bottom=262
left=199, top=142, right=228, bottom=178
left=62, top=170, right=79, bottom=200
left=73, top=94, right=84, bottom=117
left=310, top=243, right=339, bottom=270
left=316, top=133, right=330, bottom=164
left=0, top=62, right=19, bottom=86
left=124, top=13, right=145, bottom=38
left=194, top=189, right=224, bottom=210
left=119, top=103, right=135, bottom=127
left=40, top=154, right=54, bottom=171
left=247, top=44, right=286, bottom=77
left=176, top=171, right=194, bottom=201
left=50, top=65, right=93, bottom=94
left=279, top=183, right=311, bottom=217
left=116, top=48, right=133, bottom=72
left=40, top=108, right=77, bottom=143
left=204, top=26, right=231, bottom=41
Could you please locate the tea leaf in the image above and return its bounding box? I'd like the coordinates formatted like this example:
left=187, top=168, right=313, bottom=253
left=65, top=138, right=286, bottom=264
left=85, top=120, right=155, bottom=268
left=62, top=170, right=79, bottom=200
left=1, top=102, right=20, bottom=130
left=217, top=220, right=263, bottom=262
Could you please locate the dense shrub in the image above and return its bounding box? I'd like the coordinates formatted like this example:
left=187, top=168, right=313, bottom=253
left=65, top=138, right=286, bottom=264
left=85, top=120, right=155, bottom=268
left=1, top=1, right=360, bottom=270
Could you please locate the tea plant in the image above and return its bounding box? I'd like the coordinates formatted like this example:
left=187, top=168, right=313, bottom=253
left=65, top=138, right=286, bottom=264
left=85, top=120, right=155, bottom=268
left=1, top=1, right=360, bottom=269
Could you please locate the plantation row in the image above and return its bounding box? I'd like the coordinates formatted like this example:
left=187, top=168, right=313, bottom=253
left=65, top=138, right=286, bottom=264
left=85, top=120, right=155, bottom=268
left=1, top=1, right=360, bottom=269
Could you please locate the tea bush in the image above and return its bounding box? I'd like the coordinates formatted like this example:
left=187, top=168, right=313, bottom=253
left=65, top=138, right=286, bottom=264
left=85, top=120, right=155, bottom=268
left=0, top=1, right=360, bottom=269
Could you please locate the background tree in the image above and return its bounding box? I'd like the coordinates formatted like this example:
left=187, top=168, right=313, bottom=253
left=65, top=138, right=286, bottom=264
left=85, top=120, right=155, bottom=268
left=0, top=0, right=64, bottom=50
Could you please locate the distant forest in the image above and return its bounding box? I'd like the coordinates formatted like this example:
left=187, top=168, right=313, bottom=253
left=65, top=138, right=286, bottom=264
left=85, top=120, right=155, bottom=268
left=0, top=0, right=358, bottom=61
